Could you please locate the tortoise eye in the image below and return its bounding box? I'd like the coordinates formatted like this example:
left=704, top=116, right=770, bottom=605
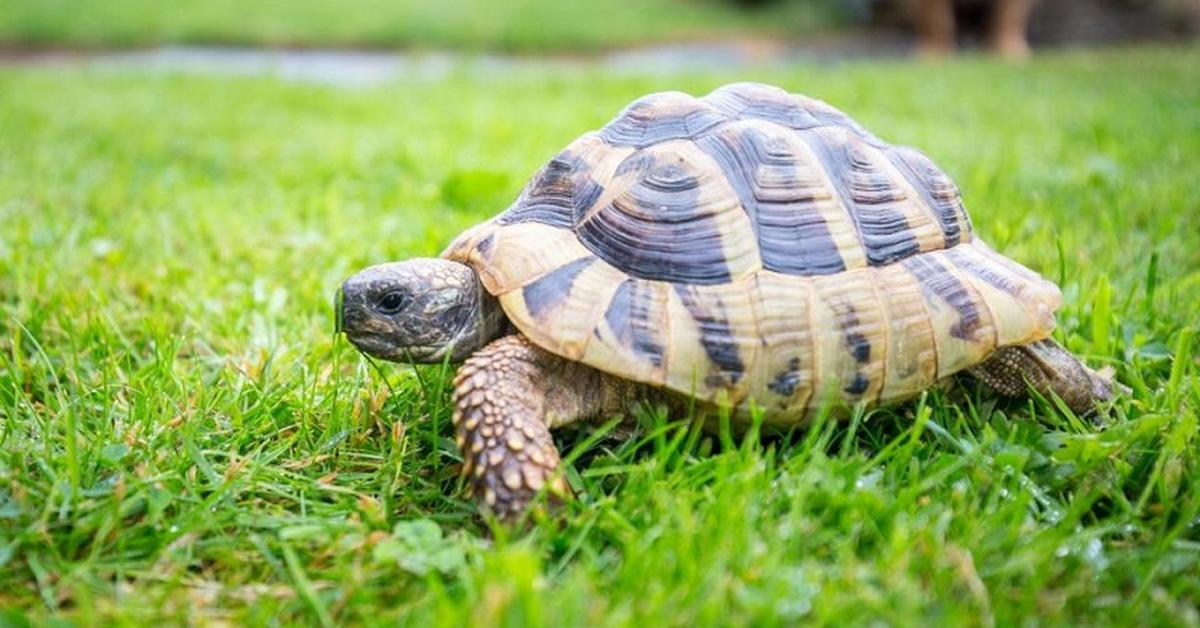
left=377, top=290, right=408, bottom=314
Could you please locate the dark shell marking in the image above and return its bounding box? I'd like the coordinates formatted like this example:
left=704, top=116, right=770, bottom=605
left=704, top=83, right=888, bottom=147
left=673, top=284, right=745, bottom=387
left=903, top=254, right=985, bottom=341
left=697, top=125, right=847, bottom=276
left=944, top=246, right=1023, bottom=297
left=769, top=357, right=803, bottom=396
left=577, top=152, right=734, bottom=285
left=605, top=279, right=666, bottom=368
left=600, top=92, right=727, bottom=148
left=820, top=290, right=874, bottom=398
left=705, top=83, right=824, bottom=131
left=475, top=233, right=495, bottom=257
left=888, top=147, right=970, bottom=248
left=799, top=129, right=921, bottom=267
left=494, top=83, right=973, bottom=286
left=499, top=154, right=586, bottom=228
left=522, top=256, right=596, bottom=319
left=844, top=373, right=871, bottom=396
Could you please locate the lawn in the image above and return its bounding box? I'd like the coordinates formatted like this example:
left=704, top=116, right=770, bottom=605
left=0, top=0, right=845, bottom=51
left=1, top=46, right=1199, bottom=624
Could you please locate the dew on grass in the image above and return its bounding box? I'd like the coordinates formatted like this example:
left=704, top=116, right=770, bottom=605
left=90, top=238, right=118, bottom=258
left=854, top=469, right=882, bottom=491
left=773, top=566, right=818, bottom=620
left=1082, top=538, right=1109, bottom=571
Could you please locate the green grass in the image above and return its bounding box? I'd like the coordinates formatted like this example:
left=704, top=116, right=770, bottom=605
left=1, top=46, right=1199, bottom=624
left=0, top=0, right=845, bottom=51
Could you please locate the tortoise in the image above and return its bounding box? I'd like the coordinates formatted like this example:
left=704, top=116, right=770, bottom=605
left=338, top=83, right=1119, bottom=519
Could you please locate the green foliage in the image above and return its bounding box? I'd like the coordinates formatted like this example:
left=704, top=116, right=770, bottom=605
left=373, top=519, right=471, bottom=576
left=440, top=169, right=513, bottom=213
left=0, top=46, right=1199, bottom=624
left=0, top=0, right=846, bottom=51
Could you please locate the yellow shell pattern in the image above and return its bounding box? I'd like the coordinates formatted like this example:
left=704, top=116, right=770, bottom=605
left=444, top=83, right=1061, bottom=422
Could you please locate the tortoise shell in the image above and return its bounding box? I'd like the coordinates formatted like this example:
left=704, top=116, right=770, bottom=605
left=444, top=83, right=1061, bottom=422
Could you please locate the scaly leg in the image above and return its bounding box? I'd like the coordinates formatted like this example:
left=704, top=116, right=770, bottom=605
left=452, top=335, right=641, bottom=519
left=970, top=338, right=1123, bottom=415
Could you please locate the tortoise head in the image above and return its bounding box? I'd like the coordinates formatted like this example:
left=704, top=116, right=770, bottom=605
left=338, top=258, right=506, bottom=364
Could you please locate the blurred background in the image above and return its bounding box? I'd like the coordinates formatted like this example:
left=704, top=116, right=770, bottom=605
left=2, top=0, right=1198, bottom=66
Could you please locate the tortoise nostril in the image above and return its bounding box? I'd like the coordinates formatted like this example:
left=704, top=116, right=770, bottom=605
left=340, top=299, right=369, bottom=333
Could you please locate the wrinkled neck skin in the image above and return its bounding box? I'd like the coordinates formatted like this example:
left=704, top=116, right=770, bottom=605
left=445, top=281, right=510, bottom=363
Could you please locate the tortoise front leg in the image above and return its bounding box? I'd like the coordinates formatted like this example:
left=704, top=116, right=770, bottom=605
left=970, top=338, right=1124, bottom=416
left=452, top=335, right=639, bottom=520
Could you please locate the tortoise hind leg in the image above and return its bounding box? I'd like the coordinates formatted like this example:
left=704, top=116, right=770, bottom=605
left=452, top=335, right=640, bottom=520
left=970, top=338, right=1123, bottom=415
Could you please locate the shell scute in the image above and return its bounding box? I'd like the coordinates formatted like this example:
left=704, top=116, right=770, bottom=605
left=583, top=277, right=670, bottom=386
left=810, top=269, right=887, bottom=406
left=748, top=271, right=815, bottom=421
left=575, top=140, right=760, bottom=285
left=599, top=91, right=727, bottom=148
left=605, top=278, right=668, bottom=369
left=520, top=256, right=596, bottom=320
left=500, top=256, right=628, bottom=361
left=498, top=134, right=615, bottom=228
left=873, top=264, right=940, bottom=402
left=672, top=283, right=747, bottom=388
left=903, top=250, right=999, bottom=378
left=888, top=146, right=972, bottom=248
left=944, top=242, right=1060, bottom=343
left=798, top=127, right=928, bottom=267
left=696, top=119, right=852, bottom=276
left=703, top=82, right=888, bottom=147
left=498, top=156, right=579, bottom=229
left=662, top=280, right=761, bottom=401
left=704, top=82, right=821, bottom=130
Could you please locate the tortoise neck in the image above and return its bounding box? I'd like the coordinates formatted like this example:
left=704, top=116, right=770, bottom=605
left=448, top=274, right=510, bottom=361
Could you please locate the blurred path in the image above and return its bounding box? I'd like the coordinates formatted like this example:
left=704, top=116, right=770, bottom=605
left=0, top=36, right=912, bottom=86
